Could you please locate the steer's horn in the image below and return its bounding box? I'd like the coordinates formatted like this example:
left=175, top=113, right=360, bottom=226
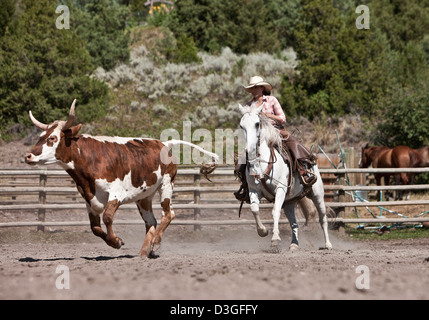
left=29, top=111, right=49, bottom=131
left=62, top=99, right=76, bottom=131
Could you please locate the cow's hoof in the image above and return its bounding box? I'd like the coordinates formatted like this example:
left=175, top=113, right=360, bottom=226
left=150, top=235, right=162, bottom=252
left=151, top=242, right=161, bottom=252
left=138, top=249, right=148, bottom=257
left=113, top=237, right=124, bottom=249
left=107, top=237, right=124, bottom=249
left=116, top=237, right=124, bottom=248
left=148, top=251, right=159, bottom=259
left=138, top=250, right=159, bottom=259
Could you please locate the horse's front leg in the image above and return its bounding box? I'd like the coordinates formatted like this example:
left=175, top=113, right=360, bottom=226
left=271, top=187, right=286, bottom=249
left=283, top=202, right=299, bottom=251
left=249, top=190, right=268, bottom=237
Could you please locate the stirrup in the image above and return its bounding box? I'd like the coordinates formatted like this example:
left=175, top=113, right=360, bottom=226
left=300, top=172, right=317, bottom=187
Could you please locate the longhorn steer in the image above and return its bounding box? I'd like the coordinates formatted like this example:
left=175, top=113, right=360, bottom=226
left=25, top=99, right=218, bottom=257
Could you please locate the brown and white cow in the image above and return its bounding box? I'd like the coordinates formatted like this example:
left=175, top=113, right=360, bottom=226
left=25, top=99, right=218, bottom=257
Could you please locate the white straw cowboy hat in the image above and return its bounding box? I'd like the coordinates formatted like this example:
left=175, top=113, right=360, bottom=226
left=243, top=76, right=273, bottom=93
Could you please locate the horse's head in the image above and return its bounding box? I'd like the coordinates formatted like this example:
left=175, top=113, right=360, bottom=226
left=360, top=144, right=391, bottom=168
left=359, top=143, right=370, bottom=168
left=238, top=103, right=263, bottom=159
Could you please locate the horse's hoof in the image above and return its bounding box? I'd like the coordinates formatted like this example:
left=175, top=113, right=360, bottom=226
left=318, top=242, right=333, bottom=250
left=257, top=228, right=269, bottom=237
left=270, top=240, right=282, bottom=253
left=271, top=239, right=280, bottom=247
left=289, top=243, right=299, bottom=252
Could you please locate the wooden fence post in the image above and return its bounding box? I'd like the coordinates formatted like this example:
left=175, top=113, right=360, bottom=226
left=193, top=173, right=201, bottom=231
left=344, top=147, right=356, bottom=187
left=335, top=173, right=346, bottom=218
left=336, top=147, right=358, bottom=218
left=38, top=171, right=47, bottom=232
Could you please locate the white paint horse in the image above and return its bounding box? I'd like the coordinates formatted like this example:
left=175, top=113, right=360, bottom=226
left=239, top=103, right=332, bottom=251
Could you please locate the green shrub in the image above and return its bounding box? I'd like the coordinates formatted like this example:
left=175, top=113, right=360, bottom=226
left=0, top=0, right=110, bottom=140
left=72, top=0, right=130, bottom=71
left=167, top=0, right=280, bottom=54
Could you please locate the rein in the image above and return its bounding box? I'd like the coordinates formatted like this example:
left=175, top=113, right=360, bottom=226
left=248, top=145, right=276, bottom=197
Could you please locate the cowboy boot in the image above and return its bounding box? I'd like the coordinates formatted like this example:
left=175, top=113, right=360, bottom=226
left=297, top=163, right=317, bottom=187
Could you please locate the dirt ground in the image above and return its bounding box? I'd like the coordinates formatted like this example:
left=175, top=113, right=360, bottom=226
left=1, top=222, right=428, bottom=300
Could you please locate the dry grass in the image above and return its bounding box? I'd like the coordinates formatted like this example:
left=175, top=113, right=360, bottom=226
left=343, top=191, right=429, bottom=220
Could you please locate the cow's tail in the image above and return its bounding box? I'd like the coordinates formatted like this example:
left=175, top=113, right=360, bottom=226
left=162, top=139, right=219, bottom=163
left=162, top=139, right=219, bottom=181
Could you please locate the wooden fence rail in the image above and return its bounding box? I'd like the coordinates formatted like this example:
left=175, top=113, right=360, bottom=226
left=1, top=167, right=429, bottom=229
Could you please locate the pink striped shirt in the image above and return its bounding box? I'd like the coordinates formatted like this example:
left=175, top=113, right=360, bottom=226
left=246, top=95, right=286, bottom=124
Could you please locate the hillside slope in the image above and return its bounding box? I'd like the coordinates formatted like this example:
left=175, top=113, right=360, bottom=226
left=91, top=26, right=364, bottom=149
left=0, top=27, right=365, bottom=168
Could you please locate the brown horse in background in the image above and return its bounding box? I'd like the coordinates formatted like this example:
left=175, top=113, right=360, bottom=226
left=416, top=146, right=429, bottom=166
left=360, top=144, right=428, bottom=200
left=360, top=144, right=393, bottom=200
left=391, top=146, right=421, bottom=200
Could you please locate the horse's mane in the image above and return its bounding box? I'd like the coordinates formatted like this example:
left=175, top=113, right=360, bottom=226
left=259, top=114, right=283, bottom=148
left=240, top=102, right=283, bottom=148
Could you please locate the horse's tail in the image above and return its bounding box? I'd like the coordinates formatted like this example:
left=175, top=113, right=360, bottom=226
left=409, top=149, right=421, bottom=168
left=297, top=196, right=317, bottom=226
